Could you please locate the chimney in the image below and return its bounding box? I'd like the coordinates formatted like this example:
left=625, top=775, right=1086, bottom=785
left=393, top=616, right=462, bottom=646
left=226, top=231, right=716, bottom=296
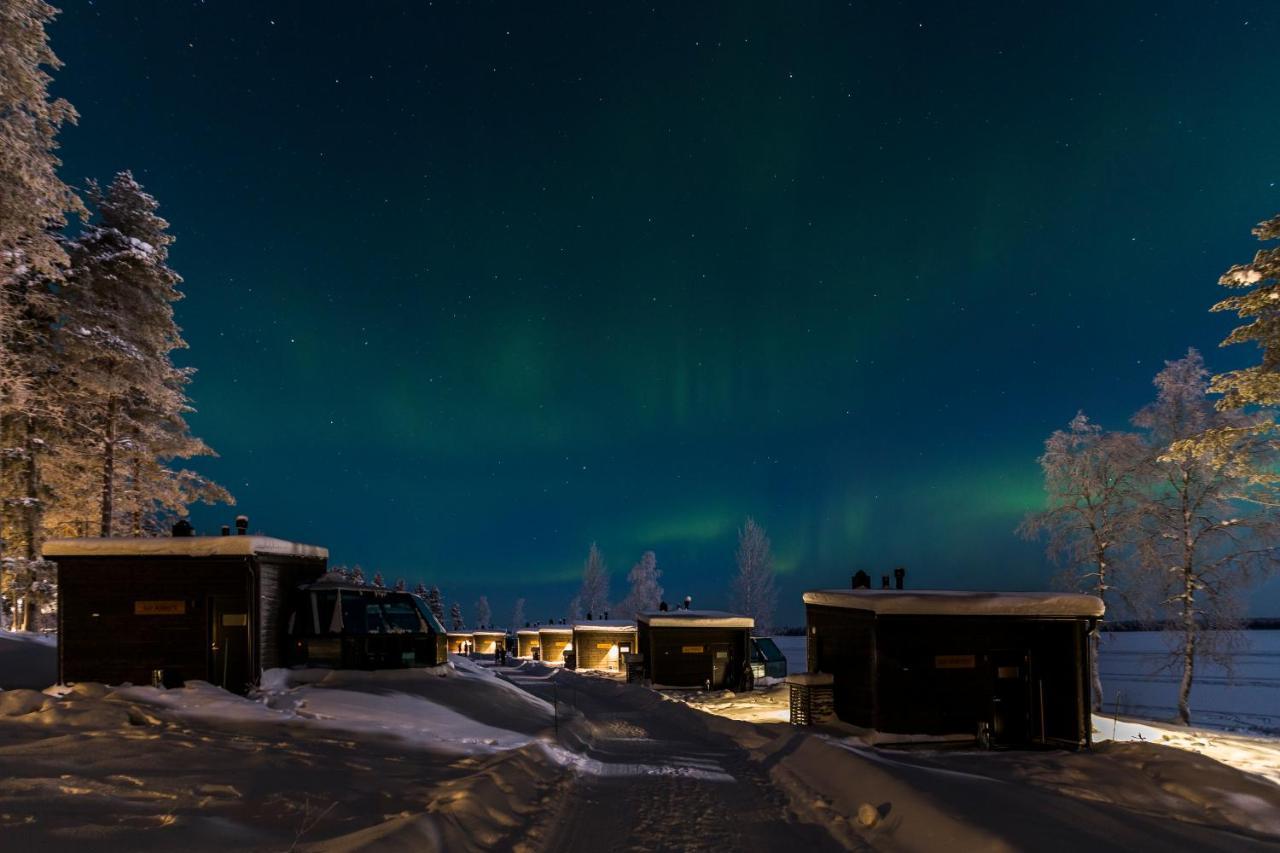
left=852, top=570, right=871, bottom=589
left=894, top=566, right=906, bottom=590
left=171, top=519, right=193, bottom=537
left=881, top=575, right=890, bottom=590
left=220, top=524, right=231, bottom=536
left=235, top=515, right=248, bottom=535
left=683, top=595, right=692, bottom=611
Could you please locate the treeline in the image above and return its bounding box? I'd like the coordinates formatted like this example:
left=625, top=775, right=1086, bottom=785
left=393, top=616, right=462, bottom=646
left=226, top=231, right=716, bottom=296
left=1, top=2, right=228, bottom=629
left=1022, top=211, right=1280, bottom=725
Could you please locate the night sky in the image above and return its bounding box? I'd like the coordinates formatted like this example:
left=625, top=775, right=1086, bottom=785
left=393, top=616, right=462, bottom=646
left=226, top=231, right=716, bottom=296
left=48, top=2, right=1280, bottom=623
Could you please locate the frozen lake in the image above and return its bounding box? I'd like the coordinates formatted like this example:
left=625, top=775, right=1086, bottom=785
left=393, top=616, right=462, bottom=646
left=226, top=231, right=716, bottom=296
left=1098, top=629, right=1280, bottom=734
left=770, top=630, right=1280, bottom=734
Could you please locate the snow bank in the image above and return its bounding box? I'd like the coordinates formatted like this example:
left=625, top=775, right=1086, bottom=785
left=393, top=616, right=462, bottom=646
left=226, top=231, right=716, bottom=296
left=1097, top=713, right=1280, bottom=787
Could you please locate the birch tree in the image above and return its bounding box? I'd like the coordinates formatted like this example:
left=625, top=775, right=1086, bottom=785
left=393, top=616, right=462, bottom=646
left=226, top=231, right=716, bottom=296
left=474, top=595, right=491, bottom=629
left=1019, top=412, right=1147, bottom=709
left=510, top=597, right=526, bottom=629
left=616, top=550, right=663, bottom=617
left=730, top=517, right=777, bottom=634
left=577, top=542, right=609, bottom=617
left=1131, top=349, right=1279, bottom=725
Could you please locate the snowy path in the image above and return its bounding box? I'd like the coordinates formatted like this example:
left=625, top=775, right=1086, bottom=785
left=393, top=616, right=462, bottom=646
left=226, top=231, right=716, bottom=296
left=503, top=666, right=849, bottom=852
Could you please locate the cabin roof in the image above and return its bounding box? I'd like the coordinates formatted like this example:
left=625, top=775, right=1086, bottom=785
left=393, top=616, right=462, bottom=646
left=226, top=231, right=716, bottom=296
left=42, top=535, right=328, bottom=561
left=636, top=610, right=754, bottom=628
left=572, top=620, right=637, bottom=632
left=538, top=625, right=573, bottom=635
left=516, top=628, right=540, bottom=635
left=801, top=589, right=1105, bottom=618
left=445, top=630, right=474, bottom=637
left=472, top=629, right=507, bottom=637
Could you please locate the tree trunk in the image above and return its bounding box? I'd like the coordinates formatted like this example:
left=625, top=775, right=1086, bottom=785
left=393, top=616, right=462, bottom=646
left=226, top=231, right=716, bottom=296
left=19, top=413, right=38, bottom=632
left=1090, top=630, right=1104, bottom=711
left=130, top=455, right=142, bottom=536
left=1177, top=597, right=1196, bottom=725
left=100, top=397, right=116, bottom=537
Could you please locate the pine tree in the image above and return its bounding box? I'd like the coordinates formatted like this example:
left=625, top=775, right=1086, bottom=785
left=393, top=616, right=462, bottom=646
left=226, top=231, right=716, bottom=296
left=449, top=601, right=463, bottom=631
left=350, top=565, right=365, bottom=586
left=371, top=571, right=385, bottom=589
left=1019, top=412, right=1148, bottom=709
left=616, top=550, right=663, bottom=618
left=474, top=595, right=491, bottom=629
left=413, top=581, right=427, bottom=596
left=0, top=0, right=82, bottom=630
left=510, top=597, right=526, bottom=629
left=55, top=172, right=229, bottom=536
left=578, top=542, right=609, bottom=617
left=393, top=578, right=406, bottom=592
left=1131, top=349, right=1279, bottom=725
left=730, top=518, right=777, bottom=635
left=426, top=585, right=444, bottom=623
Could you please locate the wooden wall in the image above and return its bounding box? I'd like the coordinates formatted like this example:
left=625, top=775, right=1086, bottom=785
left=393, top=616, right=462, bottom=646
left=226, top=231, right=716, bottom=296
left=639, top=625, right=749, bottom=688
left=573, top=629, right=636, bottom=671
left=538, top=631, right=572, bottom=665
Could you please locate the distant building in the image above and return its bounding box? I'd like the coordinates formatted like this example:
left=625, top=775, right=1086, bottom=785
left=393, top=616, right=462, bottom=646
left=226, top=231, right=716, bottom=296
left=471, top=629, right=506, bottom=657
left=571, top=620, right=637, bottom=672
left=803, top=588, right=1104, bottom=748
left=446, top=631, right=474, bottom=654
left=45, top=532, right=328, bottom=694
left=635, top=610, right=754, bottom=689
left=516, top=628, right=540, bottom=659
left=537, top=625, right=573, bottom=665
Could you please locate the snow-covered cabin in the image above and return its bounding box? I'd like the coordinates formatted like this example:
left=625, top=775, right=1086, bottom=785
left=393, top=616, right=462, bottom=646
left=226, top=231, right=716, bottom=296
left=537, top=625, right=573, bottom=665
left=470, top=629, right=506, bottom=657
left=284, top=577, right=447, bottom=669
left=515, top=628, right=540, bottom=658
left=802, top=588, right=1105, bottom=749
left=635, top=610, right=754, bottom=689
left=446, top=631, right=474, bottom=654
left=571, top=620, right=637, bottom=672
left=44, top=532, right=328, bottom=694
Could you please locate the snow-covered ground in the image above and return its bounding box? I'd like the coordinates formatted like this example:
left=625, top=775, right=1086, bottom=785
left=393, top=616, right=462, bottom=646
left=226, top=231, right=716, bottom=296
left=1099, top=629, right=1280, bottom=733
left=0, top=630, right=57, bottom=689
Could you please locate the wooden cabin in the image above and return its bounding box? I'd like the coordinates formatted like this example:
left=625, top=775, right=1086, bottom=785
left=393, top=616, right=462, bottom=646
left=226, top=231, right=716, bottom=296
left=45, top=533, right=327, bottom=694
left=571, top=620, right=637, bottom=672
left=446, top=631, right=474, bottom=654
left=635, top=610, right=753, bottom=689
left=537, top=625, right=573, bottom=665
left=516, top=628, right=540, bottom=658
left=471, top=629, right=506, bottom=657
left=803, top=589, right=1104, bottom=749
left=284, top=578, right=447, bottom=669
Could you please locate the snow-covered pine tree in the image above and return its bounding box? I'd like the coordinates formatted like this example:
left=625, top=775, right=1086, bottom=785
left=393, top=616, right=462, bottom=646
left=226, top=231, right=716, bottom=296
left=1131, top=349, right=1280, bottom=725
left=413, top=581, right=427, bottom=596
left=474, top=595, right=491, bottom=630
left=427, top=585, right=444, bottom=623
left=394, top=578, right=406, bottom=592
left=0, top=0, right=82, bottom=630
left=1019, top=412, right=1147, bottom=709
left=730, top=518, right=777, bottom=635
left=449, top=601, right=463, bottom=631
left=1172, top=211, right=1280, bottom=502
left=350, top=565, right=365, bottom=586
left=578, top=542, right=609, bottom=617
left=371, top=572, right=385, bottom=589
left=56, top=172, right=229, bottom=536
left=615, top=550, right=663, bottom=618
left=510, top=597, right=526, bottom=629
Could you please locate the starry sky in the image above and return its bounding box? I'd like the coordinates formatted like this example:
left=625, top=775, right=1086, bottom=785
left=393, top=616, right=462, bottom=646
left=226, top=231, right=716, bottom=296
left=48, top=2, right=1280, bottom=624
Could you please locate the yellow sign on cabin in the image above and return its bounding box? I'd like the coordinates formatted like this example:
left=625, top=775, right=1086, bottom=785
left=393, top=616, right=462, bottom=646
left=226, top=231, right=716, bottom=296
left=681, top=645, right=705, bottom=654
left=134, top=600, right=185, bottom=616
left=595, top=642, right=613, bottom=649
left=934, top=654, right=976, bottom=669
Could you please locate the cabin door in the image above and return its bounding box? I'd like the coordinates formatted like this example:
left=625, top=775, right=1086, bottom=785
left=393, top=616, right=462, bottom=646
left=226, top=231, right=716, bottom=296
left=210, top=597, right=250, bottom=694
left=989, top=649, right=1030, bottom=745
left=618, top=642, right=632, bottom=672
left=711, top=643, right=731, bottom=687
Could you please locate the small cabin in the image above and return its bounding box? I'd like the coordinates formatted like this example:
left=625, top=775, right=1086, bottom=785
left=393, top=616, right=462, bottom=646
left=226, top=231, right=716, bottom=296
left=45, top=532, right=328, bottom=694
left=571, top=620, right=637, bottom=672
left=284, top=578, right=447, bottom=669
left=635, top=610, right=754, bottom=689
left=516, top=628, right=540, bottom=658
left=537, top=625, right=573, bottom=665
left=446, top=631, right=474, bottom=654
left=803, top=589, right=1104, bottom=748
left=471, top=629, right=506, bottom=657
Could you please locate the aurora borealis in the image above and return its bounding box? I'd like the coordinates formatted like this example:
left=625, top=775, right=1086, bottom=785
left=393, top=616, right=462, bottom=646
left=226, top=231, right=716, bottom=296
left=48, top=2, right=1280, bottom=622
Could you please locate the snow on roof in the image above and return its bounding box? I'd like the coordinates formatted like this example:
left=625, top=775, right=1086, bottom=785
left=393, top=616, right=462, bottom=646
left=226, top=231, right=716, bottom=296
left=801, top=589, right=1105, bottom=618
left=472, top=629, right=508, bottom=637
left=41, top=535, right=328, bottom=560
left=636, top=610, right=754, bottom=629
left=572, top=620, right=637, bottom=632
left=538, top=625, right=573, bottom=634
left=516, top=628, right=540, bottom=635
